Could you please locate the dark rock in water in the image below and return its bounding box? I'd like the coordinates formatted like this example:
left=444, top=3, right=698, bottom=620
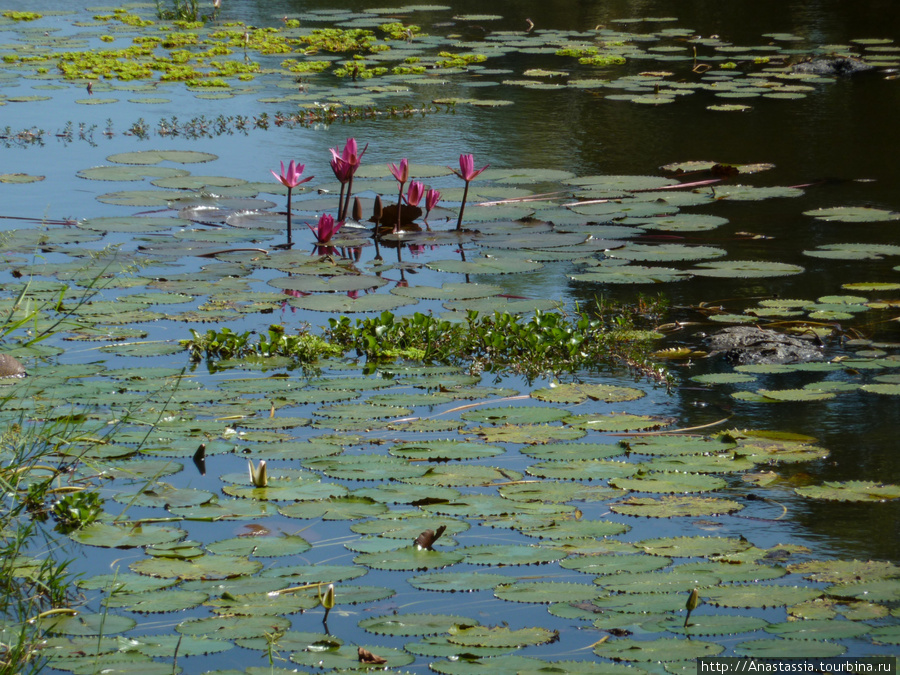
left=705, top=326, right=823, bottom=365
left=0, top=353, right=26, bottom=378
left=789, top=57, right=876, bottom=77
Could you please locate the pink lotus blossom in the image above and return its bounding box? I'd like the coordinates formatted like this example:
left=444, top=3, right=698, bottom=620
left=388, top=158, right=410, bottom=233
left=449, top=153, right=488, bottom=231
left=271, top=160, right=312, bottom=245
left=425, top=188, right=441, bottom=213
left=271, top=160, right=312, bottom=189
left=389, top=158, right=409, bottom=184
left=330, top=138, right=367, bottom=220
left=450, top=153, right=488, bottom=182
left=405, top=181, right=425, bottom=207
left=307, top=213, right=343, bottom=244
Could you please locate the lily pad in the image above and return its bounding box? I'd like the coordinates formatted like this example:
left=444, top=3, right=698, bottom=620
left=795, top=480, right=900, bottom=502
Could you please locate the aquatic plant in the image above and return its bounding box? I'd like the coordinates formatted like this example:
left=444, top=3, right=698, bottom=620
left=307, top=213, right=343, bottom=245
left=270, top=159, right=312, bottom=246
left=449, top=153, right=489, bottom=230
left=405, top=181, right=425, bottom=208
left=181, top=324, right=340, bottom=365
left=388, top=158, right=410, bottom=232
left=424, top=187, right=441, bottom=225
left=330, top=137, right=367, bottom=220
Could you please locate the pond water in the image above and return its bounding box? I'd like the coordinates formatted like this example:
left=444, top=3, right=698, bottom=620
left=2, top=1, right=900, bottom=673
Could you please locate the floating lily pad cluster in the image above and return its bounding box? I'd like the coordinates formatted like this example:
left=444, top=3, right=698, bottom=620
left=0, top=3, right=896, bottom=119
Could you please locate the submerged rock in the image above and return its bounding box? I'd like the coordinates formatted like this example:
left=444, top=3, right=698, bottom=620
left=0, top=353, right=26, bottom=378
left=789, top=56, right=876, bottom=77
left=704, top=326, right=823, bottom=365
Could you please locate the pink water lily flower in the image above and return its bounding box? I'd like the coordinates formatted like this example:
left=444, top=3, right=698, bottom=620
left=330, top=138, right=368, bottom=220
left=405, top=181, right=425, bottom=207
left=389, top=158, right=409, bottom=184
left=271, top=160, right=312, bottom=189
left=271, top=160, right=313, bottom=246
left=448, top=153, right=487, bottom=231
left=388, top=158, right=410, bottom=233
left=307, top=213, right=343, bottom=244
left=426, top=188, right=441, bottom=213
left=450, top=153, right=489, bottom=182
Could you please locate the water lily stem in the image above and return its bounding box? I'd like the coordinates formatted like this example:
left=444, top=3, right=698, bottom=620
left=456, top=180, right=470, bottom=231
left=337, top=183, right=346, bottom=221
left=395, top=182, right=405, bottom=232
left=286, top=187, right=293, bottom=246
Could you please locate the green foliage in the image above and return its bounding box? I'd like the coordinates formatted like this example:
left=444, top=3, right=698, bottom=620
left=379, top=22, right=425, bottom=41
left=182, top=324, right=341, bottom=364
left=328, top=303, right=669, bottom=381
left=435, top=51, right=487, bottom=68
left=155, top=0, right=218, bottom=23
left=282, top=59, right=331, bottom=74
left=295, top=28, right=383, bottom=54
left=2, top=11, right=43, bottom=21
left=556, top=46, right=597, bottom=58
left=579, top=54, right=627, bottom=66
left=51, top=491, right=104, bottom=532
left=334, top=58, right=389, bottom=79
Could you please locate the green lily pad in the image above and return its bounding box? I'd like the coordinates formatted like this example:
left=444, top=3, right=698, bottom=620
left=704, top=584, right=822, bottom=608
left=176, top=615, right=290, bottom=640
left=691, top=260, right=805, bottom=278
left=354, top=546, right=464, bottom=571
left=804, top=206, right=900, bottom=222
left=594, top=636, right=723, bottom=661
left=826, top=578, right=900, bottom=602
left=409, top=571, right=509, bottom=592
left=131, top=555, right=263, bottom=581
left=358, top=612, right=476, bottom=636
left=734, top=639, right=846, bottom=658
left=460, top=544, right=563, bottom=566
left=494, top=581, right=604, bottom=604
left=637, top=535, right=753, bottom=558
left=447, top=625, right=558, bottom=648
left=389, top=439, right=504, bottom=460
left=795, top=480, right=900, bottom=502
left=205, top=534, right=312, bottom=557
left=531, top=383, right=645, bottom=404
left=70, top=523, right=186, bottom=549
left=611, top=495, right=743, bottom=517
left=765, top=618, right=869, bottom=640
left=289, top=644, right=413, bottom=670
left=108, top=150, right=218, bottom=165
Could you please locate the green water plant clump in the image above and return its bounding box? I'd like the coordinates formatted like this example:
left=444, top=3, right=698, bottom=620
left=182, top=324, right=342, bottom=364
left=2, top=11, right=42, bottom=21
left=327, top=307, right=668, bottom=381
